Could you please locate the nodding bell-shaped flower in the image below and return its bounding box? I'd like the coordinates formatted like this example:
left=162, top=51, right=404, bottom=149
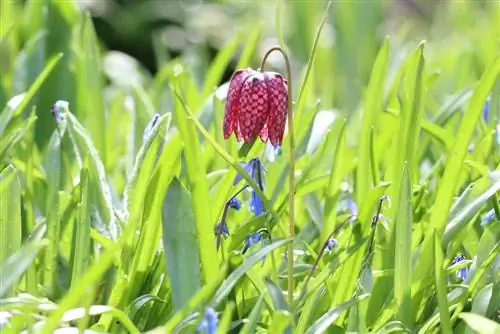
left=50, top=100, right=70, bottom=125
left=451, top=253, right=468, bottom=281
left=197, top=307, right=218, bottom=334
left=223, top=68, right=288, bottom=146
left=325, top=238, right=338, bottom=253
left=234, top=158, right=266, bottom=216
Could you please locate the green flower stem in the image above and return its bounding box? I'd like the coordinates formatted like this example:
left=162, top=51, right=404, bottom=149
left=260, top=46, right=295, bottom=307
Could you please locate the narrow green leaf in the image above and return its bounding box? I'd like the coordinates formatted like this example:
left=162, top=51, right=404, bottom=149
left=66, top=112, right=116, bottom=239
left=0, top=53, right=61, bottom=134
left=43, top=127, right=63, bottom=297
left=240, top=293, right=266, bottom=334
left=74, top=13, right=107, bottom=166
left=236, top=24, right=263, bottom=69
left=210, top=238, right=291, bottom=307
left=163, top=265, right=227, bottom=333
left=216, top=302, right=235, bottom=334
left=429, top=56, right=500, bottom=235
left=0, top=165, right=22, bottom=275
left=268, top=310, right=292, bottom=334
left=172, top=80, right=219, bottom=282
left=70, top=161, right=91, bottom=287
left=265, top=278, right=289, bottom=311
left=357, top=37, right=390, bottom=203
left=305, top=294, right=369, bottom=334
left=0, top=111, right=37, bottom=161
left=41, top=240, right=120, bottom=334
left=434, top=230, right=452, bottom=334
left=161, top=178, right=201, bottom=311
left=0, top=240, right=48, bottom=297
left=459, top=312, right=500, bottom=334
left=443, top=171, right=500, bottom=246
left=394, top=162, right=413, bottom=328
left=202, top=33, right=243, bottom=98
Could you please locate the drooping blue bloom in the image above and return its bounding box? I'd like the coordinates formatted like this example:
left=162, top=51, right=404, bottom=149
left=215, top=223, right=230, bottom=238
left=480, top=209, right=497, bottom=226
left=325, top=238, right=338, bottom=253
left=228, top=197, right=242, bottom=210
left=264, top=143, right=282, bottom=162
left=143, top=113, right=160, bottom=143
left=242, top=229, right=270, bottom=265
left=50, top=100, right=69, bottom=124
left=451, top=253, right=468, bottom=281
left=482, top=97, right=491, bottom=123
left=346, top=198, right=358, bottom=223
left=197, top=307, right=218, bottom=334
left=242, top=232, right=265, bottom=255
left=234, top=158, right=266, bottom=216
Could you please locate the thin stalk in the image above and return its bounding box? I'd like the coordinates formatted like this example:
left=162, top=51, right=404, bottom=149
left=260, top=46, right=295, bottom=307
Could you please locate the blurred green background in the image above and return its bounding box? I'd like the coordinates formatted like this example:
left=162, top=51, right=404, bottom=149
left=1, top=0, right=499, bottom=332
left=2, top=0, right=498, bottom=149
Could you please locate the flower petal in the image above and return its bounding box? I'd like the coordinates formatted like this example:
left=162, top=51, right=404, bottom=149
left=233, top=161, right=253, bottom=185
left=237, top=72, right=270, bottom=142
left=264, top=72, right=288, bottom=145
left=249, top=190, right=265, bottom=216
left=224, top=69, right=250, bottom=140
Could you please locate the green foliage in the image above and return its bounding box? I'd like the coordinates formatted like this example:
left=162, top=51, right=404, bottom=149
left=1, top=1, right=499, bottom=333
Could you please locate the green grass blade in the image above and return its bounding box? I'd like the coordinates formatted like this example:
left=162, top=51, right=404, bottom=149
left=0, top=165, right=22, bottom=275
left=202, top=33, right=243, bottom=98
left=443, top=171, right=500, bottom=246
left=74, top=13, right=107, bottom=167
left=357, top=37, right=390, bottom=203
left=210, top=238, right=291, bottom=307
left=163, top=265, right=226, bottom=333
left=0, top=53, right=61, bottom=134
left=322, top=118, right=348, bottom=244
left=305, top=294, right=369, bottom=334
left=0, top=110, right=37, bottom=161
left=42, top=127, right=63, bottom=297
left=161, top=178, right=202, bottom=311
left=40, top=241, right=120, bottom=334
left=0, top=240, right=48, bottom=297
left=172, top=80, right=219, bottom=282
left=394, top=162, right=412, bottom=328
left=433, top=230, right=452, bottom=334
left=430, top=55, right=500, bottom=235
left=216, top=302, right=235, bottom=334
left=66, top=112, right=117, bottom=238
left=240, top=293, right=266, bottom=334
left=69, top=161, right=91, bottom=287
left=459, top=312, right=500, bottom=334
left=236, top=23, right=263, bottom=69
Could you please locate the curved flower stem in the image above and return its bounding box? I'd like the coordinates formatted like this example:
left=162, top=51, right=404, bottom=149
left=260, top=46, right=295, bottom=307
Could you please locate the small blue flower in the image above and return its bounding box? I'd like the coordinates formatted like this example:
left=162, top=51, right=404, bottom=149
left=346, top=198, right=358, bottom=223
left=234, top=158, right=266, bottom=216
left=241, top=229, right=270, bottom=266
left=197, top=307, right=218, bottom=334
left=482, top=98, right=491, bottom=123
left=215, top=223, right=230, bottom=238
left=451, top=253, right=468, bottom=281
left=228, top=197, right=242, bottom=210
left=480, top=209, right=496, bottom=226
left=325, top=238, right=338, bottom=253
left=50, top=100, right=69, bottom=124
left=143, top=113, right=160, bottom=143
left=242, top=232, right=264, bottom=255
left=264, top=143, right=282, bottom=162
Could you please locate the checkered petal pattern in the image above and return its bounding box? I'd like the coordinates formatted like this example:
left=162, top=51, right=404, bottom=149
left=223, top=68, right=288, bottom=146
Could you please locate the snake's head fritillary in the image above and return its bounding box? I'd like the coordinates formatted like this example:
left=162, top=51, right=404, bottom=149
left=223, top=68, right=288, bottom=146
